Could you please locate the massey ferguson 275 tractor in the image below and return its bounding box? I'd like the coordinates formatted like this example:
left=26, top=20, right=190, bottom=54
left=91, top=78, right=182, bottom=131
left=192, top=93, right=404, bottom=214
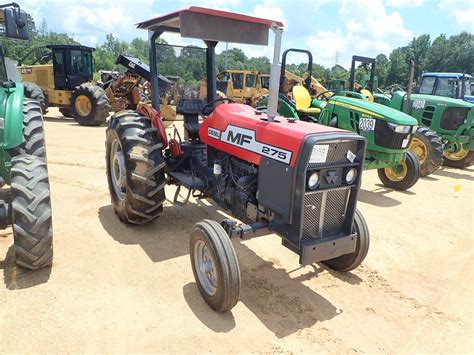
left=105, top=7, right=369, bottom=312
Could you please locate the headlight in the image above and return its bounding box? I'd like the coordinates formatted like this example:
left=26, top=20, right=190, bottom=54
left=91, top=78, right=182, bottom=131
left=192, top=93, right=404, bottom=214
left=308, top=172, right=319, bottom=189
left=387, top=122, right=412, bottom=134
left=345, top=168, right=357, bottom=184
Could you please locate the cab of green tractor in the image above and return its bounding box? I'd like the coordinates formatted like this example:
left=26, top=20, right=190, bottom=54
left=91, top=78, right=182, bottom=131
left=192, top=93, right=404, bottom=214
left=106, top=7, right=370, bottom=313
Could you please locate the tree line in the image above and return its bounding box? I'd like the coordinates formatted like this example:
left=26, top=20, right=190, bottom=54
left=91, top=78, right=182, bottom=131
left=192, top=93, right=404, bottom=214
left=2, top=15, right=473, bottom=88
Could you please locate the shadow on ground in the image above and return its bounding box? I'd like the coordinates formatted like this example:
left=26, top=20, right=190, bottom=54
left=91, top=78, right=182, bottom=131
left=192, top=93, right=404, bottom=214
left=0, top=245, right=52, bottom=290
left=433, top=167, right=474, bottom=182
left=99, top=199, right=351, bottom=337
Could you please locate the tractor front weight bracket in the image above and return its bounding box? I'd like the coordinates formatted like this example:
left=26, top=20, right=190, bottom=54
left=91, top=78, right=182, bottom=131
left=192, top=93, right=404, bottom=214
left=221, top=219, right=271, bottom=240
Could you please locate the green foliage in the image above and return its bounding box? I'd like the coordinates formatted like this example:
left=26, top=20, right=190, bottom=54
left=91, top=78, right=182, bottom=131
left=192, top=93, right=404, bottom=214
left=2, top=16, right=472, bottom=89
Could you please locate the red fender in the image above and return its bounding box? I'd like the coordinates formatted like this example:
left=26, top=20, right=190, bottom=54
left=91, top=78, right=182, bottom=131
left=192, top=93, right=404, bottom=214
left=136, top=105, right=169, bottom=148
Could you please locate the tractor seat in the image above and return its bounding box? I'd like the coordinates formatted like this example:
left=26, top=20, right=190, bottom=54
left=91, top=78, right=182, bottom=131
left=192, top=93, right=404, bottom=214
left=292, top=86, right=321, bottom=114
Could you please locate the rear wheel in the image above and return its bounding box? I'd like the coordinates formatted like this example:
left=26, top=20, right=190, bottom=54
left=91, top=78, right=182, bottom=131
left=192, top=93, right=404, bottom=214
left=323, top=209, right=369, bottom=272
left=7, top=98, right=47, bottom=158
left=105, top=110, right=166, bottom=224
left=70, top=84, right=110, bottom=126
left=190, top=219, right=241, bottom=312
left=23, top=82, right=47, bottom=113
left=377, top=150, right=420, bottom=190
left=409, top=127, right=443, bottom=176
left=443, top=144, right=474, bottom=169
left=11, top=155, right=53, bottom=269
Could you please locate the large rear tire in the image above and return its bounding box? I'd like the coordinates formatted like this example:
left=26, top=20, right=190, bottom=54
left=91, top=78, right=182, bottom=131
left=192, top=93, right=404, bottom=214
left=377, top=150, right=420, bottom=190
left=105, top=110, right=166, bottom=224
left=409, top=127, right=443, bottom=176
left=190, top=219, right=241, bottom=313
left=7, top=98, right=47, bottom=158
left=323, top=209, right=369, bottom=272
left=70, top=84, right=110, bottom=126
left=23, top=82, right=47, bottom=113
left=11, top=155, right=53, bottom=269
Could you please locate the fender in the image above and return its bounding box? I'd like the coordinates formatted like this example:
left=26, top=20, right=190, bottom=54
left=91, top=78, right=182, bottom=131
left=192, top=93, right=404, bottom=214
left=0, top=82, right=24, bottom=149
left=136, top=104, right=169, bottom=148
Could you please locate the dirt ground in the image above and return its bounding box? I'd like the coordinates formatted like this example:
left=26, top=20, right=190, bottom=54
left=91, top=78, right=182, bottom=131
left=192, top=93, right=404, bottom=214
left=1, top=108, right=473, bottom=353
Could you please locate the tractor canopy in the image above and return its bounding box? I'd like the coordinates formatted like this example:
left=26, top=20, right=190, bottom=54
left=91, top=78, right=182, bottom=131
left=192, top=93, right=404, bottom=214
left=136, top=7, right=284, bottom=118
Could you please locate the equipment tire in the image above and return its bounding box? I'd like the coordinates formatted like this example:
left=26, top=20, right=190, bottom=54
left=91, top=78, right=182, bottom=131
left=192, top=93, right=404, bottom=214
left=23, top=82, right=47, bottom=113
left=409, top=127, right=443, bottom=176
left=323, top=209, right=369, bottom=272
left=190, top=219, right=241, bottom=313
left=70, top=84, right=110, bottom=126
left=105, top=110, right=166, bottom=224
left=7, top=98, right=47, bottom=158
left=59, top=107, right=73, bottom=118
left=11, top=155, right=53, bottom=269
left=443, top=145, right=474, bottom=169
left=377, top=150, right=420, bottom=190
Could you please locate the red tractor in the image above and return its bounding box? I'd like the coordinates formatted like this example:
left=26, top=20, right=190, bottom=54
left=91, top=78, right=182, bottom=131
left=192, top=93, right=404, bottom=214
left=105, top=7, right=370, bottom=312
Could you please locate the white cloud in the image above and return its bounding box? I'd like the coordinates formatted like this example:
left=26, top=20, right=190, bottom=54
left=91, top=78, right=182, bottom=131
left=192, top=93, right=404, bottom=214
left=439, top=0, right=474, bottom=30
left=306, top=0, right=413, bottom=67
left=385, top=0, right=424, bottom=8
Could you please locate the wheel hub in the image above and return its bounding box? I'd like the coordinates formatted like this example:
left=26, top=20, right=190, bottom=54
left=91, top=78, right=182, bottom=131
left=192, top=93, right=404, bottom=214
left=410, top=138, right=427, bottom=164
left=444, top=143, right=469, bottom=161
left=194, top=240, right=217, bottom=296
left=384, top=161, right=408, bottom=182
left=110, top=139, right=126, bottom=200
left=75, top=94, right=92, bottom=117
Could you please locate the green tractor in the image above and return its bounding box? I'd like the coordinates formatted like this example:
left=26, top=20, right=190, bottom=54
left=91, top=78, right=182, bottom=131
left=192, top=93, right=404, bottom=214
left=261, top=49, right=421, bottom=190
left=374, top=63, right=473, bottom=169
left=0, top=3, right=53, bottom=269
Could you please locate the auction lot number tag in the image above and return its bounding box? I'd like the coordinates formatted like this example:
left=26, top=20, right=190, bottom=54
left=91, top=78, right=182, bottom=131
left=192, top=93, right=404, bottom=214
left=359, top=118, right=376, bottom=131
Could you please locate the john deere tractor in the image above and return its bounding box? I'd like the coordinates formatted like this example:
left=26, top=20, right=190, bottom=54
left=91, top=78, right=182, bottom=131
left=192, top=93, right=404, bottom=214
left=261, top=49, right=420, bottom=190
left=17, top=44, right=110, bottom=126
left=417, top=72, right=474, bottom=104
left=374, top=63, right=473, bottom=169
left=0, top=3, right=53, bottom=269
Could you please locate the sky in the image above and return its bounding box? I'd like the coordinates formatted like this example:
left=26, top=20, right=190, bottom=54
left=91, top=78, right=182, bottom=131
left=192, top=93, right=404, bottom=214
left=21, top=0, right=474, bottom=68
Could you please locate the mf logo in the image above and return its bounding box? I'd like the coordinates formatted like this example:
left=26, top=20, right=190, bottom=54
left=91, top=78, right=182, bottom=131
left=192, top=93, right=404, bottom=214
left=227, top=131, right=252, bottom=145
left=325, top=170, right=339, bottom=184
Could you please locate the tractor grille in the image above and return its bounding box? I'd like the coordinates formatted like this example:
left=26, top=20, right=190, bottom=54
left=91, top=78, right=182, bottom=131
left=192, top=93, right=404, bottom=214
left=301, top=188, right=350, bottom=242
left=374, top=120, right=411, bottom=149
left=440, top=107, right=469, bottom=130
left=308, top=140, right=359, bottom=168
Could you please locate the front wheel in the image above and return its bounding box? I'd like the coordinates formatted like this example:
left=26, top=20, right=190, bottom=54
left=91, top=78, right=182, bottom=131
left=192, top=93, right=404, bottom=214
left=190, top=220, right=241, bottom=313
left=323, top=209, right=369, bottom=272
left=70, top=84, right=110, bottom=126
left=443, top=144, right=474, bottom=169
left=377, top=150, right=420, bottom=190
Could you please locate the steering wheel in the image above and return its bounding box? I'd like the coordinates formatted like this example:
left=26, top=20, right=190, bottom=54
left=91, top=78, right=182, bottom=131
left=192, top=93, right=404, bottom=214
left=315, top=91, right=334, bottom=101
left=200, top=97, right=235, bottom=117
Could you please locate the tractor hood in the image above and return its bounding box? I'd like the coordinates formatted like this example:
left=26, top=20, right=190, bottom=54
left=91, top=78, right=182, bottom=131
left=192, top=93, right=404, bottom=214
left=329, top=96, right=417, bottom=126
left=392, top=91, right=474, bottom=109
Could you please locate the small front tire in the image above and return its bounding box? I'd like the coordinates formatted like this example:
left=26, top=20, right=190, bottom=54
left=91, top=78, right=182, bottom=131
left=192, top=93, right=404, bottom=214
left=323, top=209, right=369, bottom=272
left=190, top=219, right=241, bottom=313
left=377, top=150, right=420, bottom=190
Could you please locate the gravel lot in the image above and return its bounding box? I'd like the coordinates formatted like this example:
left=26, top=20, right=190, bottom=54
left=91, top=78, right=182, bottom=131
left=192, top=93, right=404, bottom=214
left=1, top=108, right=472, bottom=352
